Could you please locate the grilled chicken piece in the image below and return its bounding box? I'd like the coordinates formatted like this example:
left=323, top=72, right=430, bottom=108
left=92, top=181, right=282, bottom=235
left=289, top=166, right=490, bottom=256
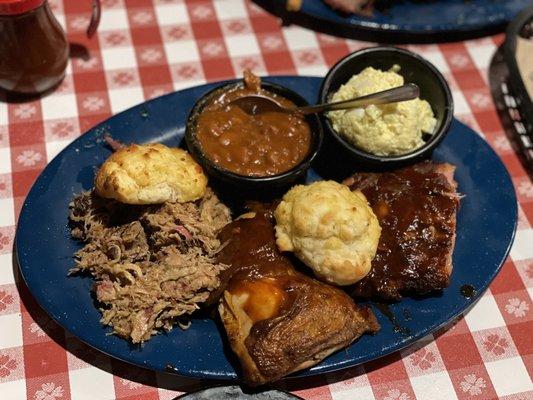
left=343, top=161, right=460, bottom=301
left=217, top=207, right=379, bottom=386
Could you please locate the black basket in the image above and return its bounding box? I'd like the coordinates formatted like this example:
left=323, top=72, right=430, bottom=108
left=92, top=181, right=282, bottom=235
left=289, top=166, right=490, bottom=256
left=503, top=6, right=533, bottom=167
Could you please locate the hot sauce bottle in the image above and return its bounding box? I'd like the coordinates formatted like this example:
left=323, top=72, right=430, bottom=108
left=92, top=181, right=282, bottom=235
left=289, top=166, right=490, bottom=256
left=0, top=0, right=100, bottom=96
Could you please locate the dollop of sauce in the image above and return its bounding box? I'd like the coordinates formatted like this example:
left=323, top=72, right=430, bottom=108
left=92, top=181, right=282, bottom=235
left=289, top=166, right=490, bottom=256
left=196, top=70, right=311, bottom=177
left=460, top=284, right=476, bottom=299
left=230, top=278, right=287, bottom=323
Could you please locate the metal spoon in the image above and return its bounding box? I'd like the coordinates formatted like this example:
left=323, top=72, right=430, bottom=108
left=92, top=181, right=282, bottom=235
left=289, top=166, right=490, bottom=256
left=230, top=83, right=420, bottom=115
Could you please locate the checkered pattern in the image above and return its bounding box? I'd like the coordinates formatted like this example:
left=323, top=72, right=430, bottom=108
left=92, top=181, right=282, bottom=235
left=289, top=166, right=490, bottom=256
left=1, top=0, right=531, bottom=399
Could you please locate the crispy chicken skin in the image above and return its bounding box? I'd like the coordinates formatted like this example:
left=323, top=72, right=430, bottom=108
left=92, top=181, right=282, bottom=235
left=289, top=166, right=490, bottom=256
left=217, top=207, right=379, bottom=386
left=344, top=161, right=460, bottom=300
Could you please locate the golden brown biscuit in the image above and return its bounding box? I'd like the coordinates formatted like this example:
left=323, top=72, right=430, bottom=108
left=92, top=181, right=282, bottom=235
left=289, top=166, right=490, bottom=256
left=274, top=180, right=381, bottom=286
left=95, top=143, right=207, bottom=204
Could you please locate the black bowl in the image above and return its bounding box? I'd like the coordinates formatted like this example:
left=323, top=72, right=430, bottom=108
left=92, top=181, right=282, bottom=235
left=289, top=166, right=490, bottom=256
left=185, top=81, right=323, bottom=193
left=319, top=46, right=454, bottom=167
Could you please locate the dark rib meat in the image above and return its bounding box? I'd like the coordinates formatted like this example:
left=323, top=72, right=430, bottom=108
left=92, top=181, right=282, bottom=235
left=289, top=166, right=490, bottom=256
left=103, top=134, right=125, bottom=152
left=343, top=161, right=460, bottom=300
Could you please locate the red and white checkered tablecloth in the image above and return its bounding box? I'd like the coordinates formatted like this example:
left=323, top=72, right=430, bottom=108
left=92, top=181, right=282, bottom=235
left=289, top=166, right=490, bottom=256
left=1, top=0, right=532, bottom=399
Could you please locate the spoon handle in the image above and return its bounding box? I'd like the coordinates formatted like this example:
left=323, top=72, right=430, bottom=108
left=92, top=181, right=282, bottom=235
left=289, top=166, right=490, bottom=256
left=296, top=83, right=420, bottom=114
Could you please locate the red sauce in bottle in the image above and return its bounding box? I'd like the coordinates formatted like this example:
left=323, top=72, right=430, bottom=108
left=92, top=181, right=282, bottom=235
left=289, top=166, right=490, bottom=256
left=0, top=0, right=100, bottom=96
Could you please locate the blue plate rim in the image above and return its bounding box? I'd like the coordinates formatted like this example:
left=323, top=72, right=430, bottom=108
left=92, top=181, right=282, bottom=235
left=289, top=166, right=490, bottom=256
left=266, top=0, right=526, bottom=37
left=15, top=75, right=518, bottom=380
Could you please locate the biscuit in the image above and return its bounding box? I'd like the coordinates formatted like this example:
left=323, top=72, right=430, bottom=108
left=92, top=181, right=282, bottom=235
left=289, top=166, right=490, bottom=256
left=95, top=143, right=207, bottom=204
left=274, top=180, right=381, bottom=286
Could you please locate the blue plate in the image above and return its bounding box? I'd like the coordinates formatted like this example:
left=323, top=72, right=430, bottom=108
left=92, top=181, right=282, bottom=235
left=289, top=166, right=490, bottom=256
left=267, top=0, right=530, bottom=40
left=16, top=77, right=517, bottom=380
left=176, top=386, right=302, bottom=399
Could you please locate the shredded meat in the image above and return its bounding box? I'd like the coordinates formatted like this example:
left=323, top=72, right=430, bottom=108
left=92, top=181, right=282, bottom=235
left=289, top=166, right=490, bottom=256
left=103, top=134, right=125, bottom=151
left=69, top=189, right=232, bottom=343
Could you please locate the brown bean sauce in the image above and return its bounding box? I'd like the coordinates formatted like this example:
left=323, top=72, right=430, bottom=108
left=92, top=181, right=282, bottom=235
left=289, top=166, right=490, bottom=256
left=196, top=72, right=311, bottom=177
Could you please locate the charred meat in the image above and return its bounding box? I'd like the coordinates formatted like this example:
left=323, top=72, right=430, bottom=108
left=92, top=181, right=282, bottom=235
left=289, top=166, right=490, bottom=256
left=216, top=206, right=379, bottom=386
left=343, top=162, right=460, bottom=300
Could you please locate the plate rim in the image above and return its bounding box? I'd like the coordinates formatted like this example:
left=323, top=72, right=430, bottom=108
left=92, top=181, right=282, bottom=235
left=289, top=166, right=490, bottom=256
left=261, top=0, right=526, bottom=42
left=15, top=76, right=518, bottom=381
left=173, top=385, right=304, bottom=399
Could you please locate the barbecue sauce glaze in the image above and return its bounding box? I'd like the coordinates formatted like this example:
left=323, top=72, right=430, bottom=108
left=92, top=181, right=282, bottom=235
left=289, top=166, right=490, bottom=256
left=345, top=163, right=459, bottom=300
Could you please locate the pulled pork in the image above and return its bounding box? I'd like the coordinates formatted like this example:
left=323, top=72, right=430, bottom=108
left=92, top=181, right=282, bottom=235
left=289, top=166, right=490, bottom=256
left=69, top=189, right=231, bottom=343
